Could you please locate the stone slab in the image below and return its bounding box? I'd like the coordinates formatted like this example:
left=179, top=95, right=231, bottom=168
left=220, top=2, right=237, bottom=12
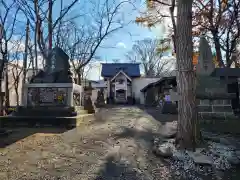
left=198, top=105, right=212, bottom=112
left=13, top=106, right=86, bottom=117
left=212, top=105, right=233, bottom=112
left=198, top=112, right=237, bottom=120
left=25, top=83, right=76, bottom=88
left=0, top=114, right=95, bottom=128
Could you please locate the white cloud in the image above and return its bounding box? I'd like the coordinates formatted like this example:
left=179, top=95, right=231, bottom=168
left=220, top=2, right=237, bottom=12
left=116, top=42, right=126, bottom=49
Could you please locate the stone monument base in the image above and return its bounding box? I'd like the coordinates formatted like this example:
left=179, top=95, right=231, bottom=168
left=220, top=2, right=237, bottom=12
left=197, top=99, right=237, bottom=120
left=22, top=83, right=83, bottom=107
left=0, top=113, right=95, bottom=128
left=13, top=106, right=88, bottom=117
left=0, top=82, right=97, bottom=128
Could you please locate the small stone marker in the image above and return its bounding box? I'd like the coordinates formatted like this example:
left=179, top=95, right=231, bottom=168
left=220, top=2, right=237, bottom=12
left=196, top=35, right=215, bottom=76
left=196, top=36, right=228, bottom=99
left=30, top=47, right=74, bottom=83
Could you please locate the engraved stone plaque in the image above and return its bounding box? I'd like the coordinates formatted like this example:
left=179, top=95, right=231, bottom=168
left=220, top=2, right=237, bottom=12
left=27, top=87, right=68, bottom=106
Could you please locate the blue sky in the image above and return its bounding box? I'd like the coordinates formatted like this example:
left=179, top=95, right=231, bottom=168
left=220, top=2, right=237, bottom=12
left=53, top=0, right=166, bottom=63
left=53, top=0, right=167, bottom=79
left=95, top=2, right=165, bottom=63
left=10, top=0, right=167, bottom=80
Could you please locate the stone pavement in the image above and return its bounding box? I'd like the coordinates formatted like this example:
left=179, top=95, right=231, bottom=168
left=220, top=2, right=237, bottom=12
left=0, top=106, right=177, bottom=180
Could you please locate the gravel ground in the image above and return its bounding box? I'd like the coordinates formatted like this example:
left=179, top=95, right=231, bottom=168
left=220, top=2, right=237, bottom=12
left=0, top=106, right=178, bottom=180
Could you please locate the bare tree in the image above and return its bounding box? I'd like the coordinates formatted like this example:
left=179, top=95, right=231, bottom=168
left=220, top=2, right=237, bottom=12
left=56, top=0, right=129, bottom=84
left=16, top=0, right=80, bottom=71
left=126, top=38, right=172, bottom=77
left=0, top=0, right=20, bottom=113
left=219, top=0, right=240, bottom=67
left=8, top=32, right=32, bottom=106
left=135, top=0, right=177, bottom=54
left=10, top=59, right=23, bottom=106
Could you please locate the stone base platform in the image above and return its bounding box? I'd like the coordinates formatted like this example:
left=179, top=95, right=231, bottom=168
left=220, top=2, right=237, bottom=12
left=198, top=112, right=238, bottom=120
left=197, top=99, right=237, bottom=120
left=0, top=114, right=95, bottom=128
left=12, top=106, right=88, bottom=117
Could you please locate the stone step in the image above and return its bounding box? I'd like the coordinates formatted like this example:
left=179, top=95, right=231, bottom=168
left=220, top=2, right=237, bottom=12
left=198, top=112, right=238, bottom=120
left=0, top=114, right=95, bottom=128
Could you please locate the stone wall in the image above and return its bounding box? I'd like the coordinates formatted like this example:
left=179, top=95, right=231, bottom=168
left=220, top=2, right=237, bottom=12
left=197, top=99, right=235, bottom=119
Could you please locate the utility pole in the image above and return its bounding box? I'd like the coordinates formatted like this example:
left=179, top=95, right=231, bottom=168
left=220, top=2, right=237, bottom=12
left=21, top=19, right=29, bottom=104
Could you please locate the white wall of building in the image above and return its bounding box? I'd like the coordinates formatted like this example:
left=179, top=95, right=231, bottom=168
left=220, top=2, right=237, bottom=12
left=1, top=63, right=24, bottom=106
left=132, top=77, right=160, bottom=104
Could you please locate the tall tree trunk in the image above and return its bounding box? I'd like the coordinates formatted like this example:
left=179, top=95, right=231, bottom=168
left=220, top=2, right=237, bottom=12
left=4, top=63, right=9, bottom=108
left=34, top=25, right=38, bottom=72
left=2, top=41, right=8, bottom=114
left=212, top=32, right=224, bottom=67
left=76, top=72, right=81, bottom=85
left=15, top=86, right=19, bottom=106
left=48, top=0, right=53, bottom=50
left=0, top=25, right=4, bottom=116
left=21, top=20, right=29, bottom=104
left=175, top=0, right=198, bottom=150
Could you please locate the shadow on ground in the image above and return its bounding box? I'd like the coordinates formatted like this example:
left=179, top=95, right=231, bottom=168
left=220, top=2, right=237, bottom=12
left=138, top=106, right=177, bottom=124
left=93, top=107, right=144, bottom=124
left=115, top=126, right=161, bottom=143
left=94, top=155, right=150, bottom=180
left=0, top=127, right=71, bottom=148
left=93, top=126, right=175, bottom=180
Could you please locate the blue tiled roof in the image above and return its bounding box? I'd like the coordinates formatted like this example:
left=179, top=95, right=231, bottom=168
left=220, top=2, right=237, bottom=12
left=101, top=63, right=140, bottom=77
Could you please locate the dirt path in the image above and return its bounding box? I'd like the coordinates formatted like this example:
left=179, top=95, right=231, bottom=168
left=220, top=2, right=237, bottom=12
left=0, top=106, right=178, bottom=180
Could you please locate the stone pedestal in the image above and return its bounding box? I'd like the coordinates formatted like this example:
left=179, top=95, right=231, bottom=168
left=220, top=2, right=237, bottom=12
left=197, top=99, right=236, bottom=119
left=22, top=83, right=83, bottom=107
left=11, top=83, right=85, bottom=117
left=196, top=76, right=236, bottom=119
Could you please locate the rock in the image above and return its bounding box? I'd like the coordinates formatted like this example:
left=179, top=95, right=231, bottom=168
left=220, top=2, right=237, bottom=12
left=195, top=148, right=205, bottom=154
left=209, top=142, right=240, bottom=165
left=153, top=142, right=174, bottom=158
left=188, top=151, right=213, bottom=165
left=153, top=137, right=160, bottom=145
left=172, top=151, right=186, bottom=161
left=167, top=138, right=176, bottom=144
left=159, top=121, right=177, bottom=138
left=219, top=138, right=231, bottom=146
left=235, top=150, right=240, bottom=159
left=175, top=170, right=181, bottom=176
left=227, top=155, right=240, bottom=165
left=213, top=156, right=231, bottom=170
